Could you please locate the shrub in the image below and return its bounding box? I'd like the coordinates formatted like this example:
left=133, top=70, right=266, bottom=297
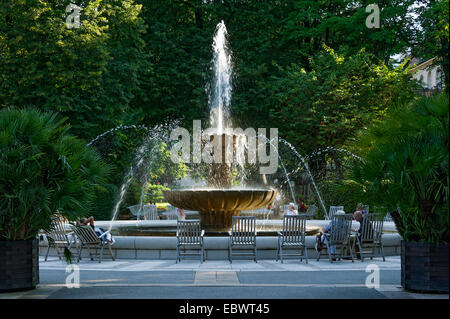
left=317, top=177, right=367, bottom=216
left=0, top=108, right=111, bottom=240
left=350, top=94, right=449, bottom=243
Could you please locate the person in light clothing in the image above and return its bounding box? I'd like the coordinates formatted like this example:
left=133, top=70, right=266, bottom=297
left=315, top=210, right=346, bottom=259
left=79, top=216, right=115, bottom=245
left=284, top=202, right=298, bottom=216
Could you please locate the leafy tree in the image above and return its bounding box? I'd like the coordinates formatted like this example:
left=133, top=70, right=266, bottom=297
left=134, top=0, right=211, bottom=129
left=278, top=0, right=419, bottom=65
left=267, top=46, right=417, bottom=155
left=0, top=0, right=148, bottom=140
left=144, top=141, right=189, bottom=186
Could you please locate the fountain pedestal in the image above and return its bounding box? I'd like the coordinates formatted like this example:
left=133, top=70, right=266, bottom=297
left=198, top=210, right=239, bottom=232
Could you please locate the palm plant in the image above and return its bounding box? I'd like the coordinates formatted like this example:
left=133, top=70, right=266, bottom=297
left=350, top=94, right=448, bottom=243
left=0, top=108, right=111, bottom=241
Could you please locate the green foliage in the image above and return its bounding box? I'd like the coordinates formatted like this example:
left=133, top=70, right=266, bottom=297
left=89, top=182, right=119, bottom=220
left=0, top=108, right=111, bottom=240
left=350, top=94, right=449, bottom=243
left=0, top=0, right=148, bottom=140
left=277, top=0, right=418, bottom=65
left=317, top=177, right=367, bottom=217
left=144, top=142, right=189, bottom=185
left=145, top=183, right=170, bottom=203
left=267, top=47, right=417, bottom=154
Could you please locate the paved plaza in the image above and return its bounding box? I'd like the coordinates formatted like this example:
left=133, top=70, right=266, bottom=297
left=1, top=256, right=448, bottom=300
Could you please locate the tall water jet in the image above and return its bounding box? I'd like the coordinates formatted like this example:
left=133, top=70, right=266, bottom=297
left=207, top=21, right=235, bottom=189
left=209, top=20, right=232, bottom=134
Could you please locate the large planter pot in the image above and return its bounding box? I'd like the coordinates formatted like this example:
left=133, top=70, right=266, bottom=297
left=0, top=238, right=39, bottom=292
left=401, top=240, right=449, bottom=293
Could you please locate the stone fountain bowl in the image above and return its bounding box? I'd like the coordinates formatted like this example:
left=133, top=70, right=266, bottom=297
left=163, top=189, right=277, bottom=232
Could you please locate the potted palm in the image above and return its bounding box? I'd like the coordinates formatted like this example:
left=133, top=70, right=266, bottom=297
left=0, top=108, right=110, bottom=292
left=350, top=94, right=449, bottom=293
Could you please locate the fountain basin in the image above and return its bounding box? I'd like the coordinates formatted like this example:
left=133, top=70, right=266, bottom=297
left=163, top=189, right=277, bottom=231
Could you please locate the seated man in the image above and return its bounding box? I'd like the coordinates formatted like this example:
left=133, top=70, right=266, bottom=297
left=316, top=210, right=345, bottom=260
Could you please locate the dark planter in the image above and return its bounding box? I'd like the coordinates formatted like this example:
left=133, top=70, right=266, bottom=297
left=0, top=238, right=39, bottom=292
left=401, top=240, right=449, bottom=293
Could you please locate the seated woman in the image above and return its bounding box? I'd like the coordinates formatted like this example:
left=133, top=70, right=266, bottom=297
left=284, top=202, right=298, bottom=216
left=352, top=211, right=374, bottom=259
left=352, top=211, right=374, bottom=240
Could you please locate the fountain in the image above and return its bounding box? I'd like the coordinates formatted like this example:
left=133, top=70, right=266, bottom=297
left=96, top=21, right=345, bottom=232
left=163, top=21, right=277, bottom=232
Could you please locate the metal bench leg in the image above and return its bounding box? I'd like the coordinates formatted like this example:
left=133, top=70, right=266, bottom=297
left=280, top=245, right=283, bottom=264
left=203, top=242, right=206, bottom=262
left=380, top=242, right=385, bottom=262
left=357, top=238, right=364, bottom=262
left=77, top=245, right=83, bottom=263
left=99, top=244, right=104, bottom=263
left=349, top=243, right=354, bottom=262
left=304, top=245, right=308, bottom=264
left=88, top=246, right=94, bottom=260
left=176, top=245, right=179, bottom=263
left=276, top=238, right=280, bottom=262
left=109, top=245, right=115, bottom=261
left=370, top=243, right=376, bottom=260
left=200, top=245, right=203, bottom=264
left=45, top=243, right=51, bottom=261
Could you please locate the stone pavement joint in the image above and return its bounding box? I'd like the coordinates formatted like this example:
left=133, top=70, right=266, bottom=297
left=194, top=271, right=240, bottom=285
